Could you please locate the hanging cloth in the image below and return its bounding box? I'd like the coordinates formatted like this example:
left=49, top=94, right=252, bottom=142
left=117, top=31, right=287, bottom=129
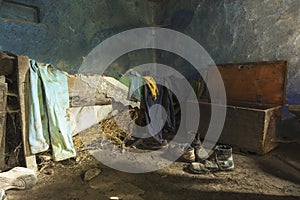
left=143, top=76, right=159, bottom=101
left=28, top=60, right=76, bottom=161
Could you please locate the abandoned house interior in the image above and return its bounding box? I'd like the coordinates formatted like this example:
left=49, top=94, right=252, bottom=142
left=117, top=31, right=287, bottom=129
left=0, top=0, right=300, bottom=199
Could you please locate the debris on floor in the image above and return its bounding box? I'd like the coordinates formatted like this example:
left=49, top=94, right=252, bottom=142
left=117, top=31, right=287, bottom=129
left=97, top=107, right=139, bottom=148
left=82, top=167, right=101, bottom=182
left=0, top=189, right=6, bottom=200
left=3, top=133, right=300, bottom=200
left=0, top=167, right=37, bottom=199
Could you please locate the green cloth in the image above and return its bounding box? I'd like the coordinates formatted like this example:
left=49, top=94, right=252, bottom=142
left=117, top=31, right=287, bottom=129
left=118, top=75, right=131, bottom=87
left=28, top=60, right=76, bottom=161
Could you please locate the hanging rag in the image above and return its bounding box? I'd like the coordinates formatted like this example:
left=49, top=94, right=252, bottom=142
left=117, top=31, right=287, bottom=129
left=28, top=60, right=76, bottom=161
left=127, top=71, right=143, bottom=102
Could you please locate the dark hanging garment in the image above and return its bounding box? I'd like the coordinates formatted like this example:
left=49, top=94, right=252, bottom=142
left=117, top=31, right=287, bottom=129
left=143, top=83, right=164, bottom=143
left=142, top=77, right=177, bottom=143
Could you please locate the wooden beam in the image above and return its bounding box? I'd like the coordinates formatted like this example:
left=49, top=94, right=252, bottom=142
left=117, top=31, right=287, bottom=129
left=0, top=111, right=6, bottom=170
left=0, top=78, right=7, bottom=169
left=17, top=56, right=37, bottom=171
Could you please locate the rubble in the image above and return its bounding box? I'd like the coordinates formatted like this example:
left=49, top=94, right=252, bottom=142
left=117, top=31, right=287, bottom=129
left=82, top=167, right=101, bottom=182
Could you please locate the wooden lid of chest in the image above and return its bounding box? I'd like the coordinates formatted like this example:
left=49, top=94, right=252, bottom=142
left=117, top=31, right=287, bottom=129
left=205, top=61, right=288, bottom=106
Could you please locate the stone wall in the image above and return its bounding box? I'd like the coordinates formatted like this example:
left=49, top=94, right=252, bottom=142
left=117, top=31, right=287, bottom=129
left=1, top=0, right=299, bottom=104
left=0, top=0, right=160, bottom=73
left=185, top=0, right=300, bottom=105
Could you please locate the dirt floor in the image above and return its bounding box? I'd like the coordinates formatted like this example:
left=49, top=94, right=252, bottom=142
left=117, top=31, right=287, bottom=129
left=5, top=130, right=300, bottom=200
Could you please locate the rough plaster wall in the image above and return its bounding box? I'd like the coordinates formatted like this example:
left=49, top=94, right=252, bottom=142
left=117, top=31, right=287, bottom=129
left=0, top=0, right=156, bottom=72
left=1, top=0, right=299, bottom=104
left=185, top=0, right=300, bottom=104
left=0, top=0, right=198, bottom=75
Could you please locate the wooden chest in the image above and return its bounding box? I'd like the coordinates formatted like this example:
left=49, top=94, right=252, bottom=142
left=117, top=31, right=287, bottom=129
left=196, top=61, right=288, bottom=154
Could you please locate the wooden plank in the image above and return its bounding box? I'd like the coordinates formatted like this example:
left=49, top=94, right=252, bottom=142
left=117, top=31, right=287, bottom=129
left=0, top=79, right=7, bottom=169
left=70, top=95, right=111, bottom=107
left=264, top=107, right=282, bottom=152
left=0, top=81, right=7, bottom=112
left=196, top=102, right=280, bottom=154
left=67, top=75, right=112, bottom=107
left=17, top=56, right=37, bottom=171
left=206, top=61, right=288, bottom=106
left=0, top=111, right=7, bottom=169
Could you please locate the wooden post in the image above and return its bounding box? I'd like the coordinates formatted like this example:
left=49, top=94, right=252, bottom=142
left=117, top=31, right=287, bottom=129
left=17, top=56, right=37, bottom=171
left=0, top=78, right=7, bottom=170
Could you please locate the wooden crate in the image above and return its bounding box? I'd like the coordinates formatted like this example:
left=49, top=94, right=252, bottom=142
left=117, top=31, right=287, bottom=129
left=195, top=61, right=288, bottom=154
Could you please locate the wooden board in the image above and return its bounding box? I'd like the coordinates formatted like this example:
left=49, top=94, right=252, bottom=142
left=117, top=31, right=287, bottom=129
left=67, top=75, right=112, bottom=107
left=0, top=111, right=6, bottom=169
left=206, top=61, right=288, bottom=106
left=0, top=81, right=7, bottom=111
left=17, top=56, right=37, bottom=171
left=0, top=79, right=7, bottom=169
